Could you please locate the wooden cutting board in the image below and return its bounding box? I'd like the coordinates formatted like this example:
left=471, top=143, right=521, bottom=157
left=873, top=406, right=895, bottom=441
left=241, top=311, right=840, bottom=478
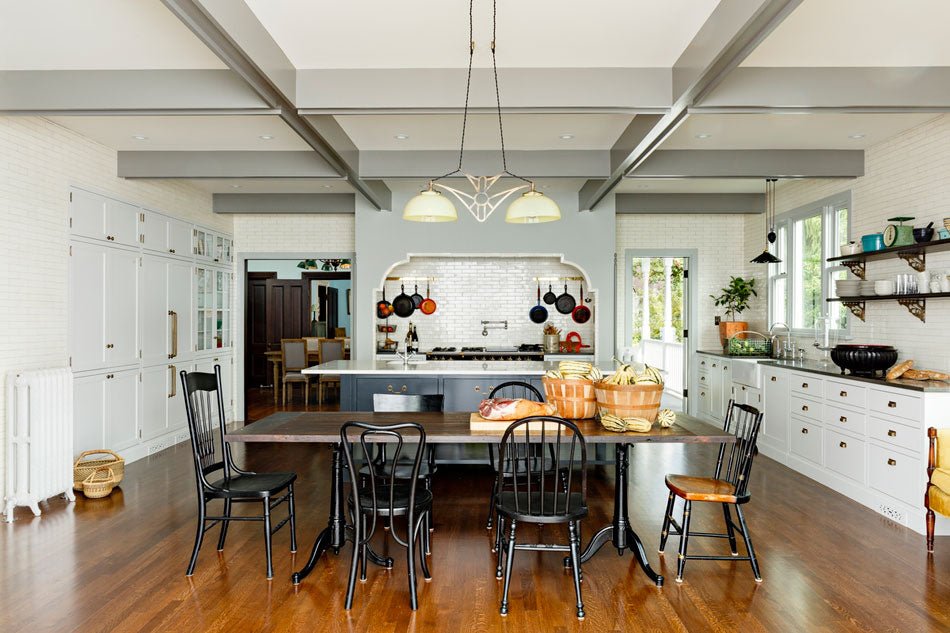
left=469, top=413, right=571, bottom=432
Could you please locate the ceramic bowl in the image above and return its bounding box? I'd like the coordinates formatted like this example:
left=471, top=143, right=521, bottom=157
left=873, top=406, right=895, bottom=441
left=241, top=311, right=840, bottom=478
left=840, top=242, right=862, bottom=256
left=914, top=227, right=934, bottom=243
left=862, top=234, right=885, bottom=252
left=874, top=281, right=895, bottom=295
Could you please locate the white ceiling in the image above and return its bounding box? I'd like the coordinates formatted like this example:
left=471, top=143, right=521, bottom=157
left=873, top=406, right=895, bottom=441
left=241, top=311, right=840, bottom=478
left=615, top=178, right=765, bottom=194
left=185, top=179, right=353, bottom=194
left=332, top=113, right=634, bottom=150
left=246, top=0, right=720, bottom=69
left=45, top=115, right=310, bottom=151
left=0, top=0, right=226, bottom=70
left=664, top=113, right=939, bottom=150
left=742, top=0, right=950, bottom=67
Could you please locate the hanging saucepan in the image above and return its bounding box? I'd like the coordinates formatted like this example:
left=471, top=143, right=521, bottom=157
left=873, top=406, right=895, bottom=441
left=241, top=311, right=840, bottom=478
left=530, top=283, right=548, bottom=324
left=376, top=287, right=394, bottom=319
left=392, top=284, right=415, bottom=318
left=543, top=283, right=557, bottom=305
left=572, top=283, right=591, bottom=324
left=555, top=283, right=576, bottom=314
left=419, top=281, right=437, bottom=315
left=411, top=283, right=424, bottom=308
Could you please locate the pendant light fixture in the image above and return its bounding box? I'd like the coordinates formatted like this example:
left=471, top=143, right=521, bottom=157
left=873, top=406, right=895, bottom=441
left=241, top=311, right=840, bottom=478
left=751, top=178, right=782, bottom=264
left=402, top=0, right=561, bottom=224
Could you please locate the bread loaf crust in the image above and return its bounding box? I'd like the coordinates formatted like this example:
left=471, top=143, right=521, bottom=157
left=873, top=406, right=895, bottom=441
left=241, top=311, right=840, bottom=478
left=886, top=360, right=914, bottom=380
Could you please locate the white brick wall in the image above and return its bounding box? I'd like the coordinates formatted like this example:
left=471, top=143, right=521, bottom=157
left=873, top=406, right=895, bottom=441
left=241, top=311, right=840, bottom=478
left=233, top=214, right=355, bottom=253
left=0, top=116, right=226, bottom=496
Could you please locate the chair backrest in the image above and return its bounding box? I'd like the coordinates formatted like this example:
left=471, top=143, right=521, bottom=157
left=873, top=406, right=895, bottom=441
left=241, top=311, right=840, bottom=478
left=716, top=400, right=764, bottom=498
left=340, top=421, right=426, bottom=548
left=372, top=393, right=444, bottom=412
left=318, top=337, right=345, bottom=364
left=488, top=381, right=543, bottom=401
left=303, top=337, right=320, bottom=353
left=333, top=327, right=347, bottom=338
left=282, top=339, right=307, bottom=371
left=496, top=416, right=587, bottom=519
left=180, top=366, right=231, bottom=490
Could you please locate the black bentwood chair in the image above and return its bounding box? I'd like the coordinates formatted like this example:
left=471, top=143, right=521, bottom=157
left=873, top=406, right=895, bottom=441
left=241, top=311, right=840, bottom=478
left=341, top=422, right=433, bottom=610
left=658, top=400, right=764, bottom=583
left=180, top=366, right=297, bottom=579
left=494, top=416, right=588, bottom=620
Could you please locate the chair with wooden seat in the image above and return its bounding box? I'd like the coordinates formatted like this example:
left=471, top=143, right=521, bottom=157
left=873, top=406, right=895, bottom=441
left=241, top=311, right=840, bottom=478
left=494, top=416, right=588, bottom=620
left=180, top=366, right=297, bottom=579
left=281, top=339, right=309, bottom=406
left=927, top=427, right=950, bottom=552
left=341, top=421, right=433, bottom=611
left=317, top=337, right=345, bottom=404
left=658, top=400, right=764, bottom=583
left=333, top=327, right=347, bottom=338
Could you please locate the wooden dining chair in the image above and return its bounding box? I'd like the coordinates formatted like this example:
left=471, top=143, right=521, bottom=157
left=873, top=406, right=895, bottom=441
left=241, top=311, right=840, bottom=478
left=317, top=337, right=345, bottom=404
left=281, top=339, right=309, bottom=406
left=658, top=400, right=764, bottom=583
left=341, top=421, right=433, bottom=611
left=494, top=416, right=588, bottom=620
left=333, top=327, right=347, bottom=338
left=180, top=365, right=297, bottom=579
left=303, top=337, right=321, bottom=365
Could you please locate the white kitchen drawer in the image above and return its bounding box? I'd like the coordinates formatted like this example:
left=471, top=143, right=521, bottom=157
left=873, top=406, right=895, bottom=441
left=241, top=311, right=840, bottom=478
left=790, top=418, right=822, bottom=465
left=698, top=370, right=711, bottom=388
left=697, top=355, right=713, bottom=370
left=790, top=372, right=823, bottom=398
left=868, top=389, right=922, bottom=426
left=790, top=393, right=821, bottom=422
left=824, top=379, right=867, bottom=409
left=867, top=416, right=923, bottom=454
left=824, top=429, right=866, bottom=484
left=822, top=404, right=867, bottom=436
left=868, top=442, right=919, bottom=505
left=696, top=385, right=712, bottom=416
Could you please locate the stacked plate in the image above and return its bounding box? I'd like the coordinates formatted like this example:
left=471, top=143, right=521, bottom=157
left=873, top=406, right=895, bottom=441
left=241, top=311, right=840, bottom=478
left=835, top=279, right=861, bottom=297
left=859, top=280, right=877, bottom=296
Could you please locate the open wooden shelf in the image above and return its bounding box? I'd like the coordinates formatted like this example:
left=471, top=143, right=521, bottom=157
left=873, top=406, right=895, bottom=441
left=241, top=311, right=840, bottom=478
left=828, top=237, right=950, bottom=278
left=826, top=292, right=950, bottom=323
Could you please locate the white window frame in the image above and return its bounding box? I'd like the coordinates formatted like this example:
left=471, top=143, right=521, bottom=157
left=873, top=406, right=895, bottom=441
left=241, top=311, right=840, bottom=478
left=768, top=191, right=852, bottom=338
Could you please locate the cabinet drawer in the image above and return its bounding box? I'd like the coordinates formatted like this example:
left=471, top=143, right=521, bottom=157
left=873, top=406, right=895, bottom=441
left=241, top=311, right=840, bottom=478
left=822, top=404, right=866, bottom=435
left=824, top=379, right=867, bottom=409
left=790, top=394, right=821, bottom=422
left=697, top=356, right=713, bottom=370
left=355, top=378, right=439, bottom=411
left=868, top=389, right=922, bottom=426
left=696, top=384, right=712, bottom=414
left=790, top=419, right=822, bottom=465
left=698, top=370, right=711, bottom=388
left=868, top=443, right=920, bottom=504
left=790, top=372, right=823, bottom=398
left=824, top=430, right=865, bottom=483
left=867, top=416, right=922, bottom=454
left=443, top=378, right=508, bottom=411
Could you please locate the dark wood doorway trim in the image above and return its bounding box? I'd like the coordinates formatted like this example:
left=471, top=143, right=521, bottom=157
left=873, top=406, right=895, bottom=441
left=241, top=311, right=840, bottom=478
left=245, top=272, right=277, bottom=389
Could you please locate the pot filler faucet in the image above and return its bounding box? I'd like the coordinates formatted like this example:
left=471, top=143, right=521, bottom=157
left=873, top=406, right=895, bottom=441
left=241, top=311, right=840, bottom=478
left=768, top=322, right=793, bottom=360
left=481, top=320, right=508, bottom=336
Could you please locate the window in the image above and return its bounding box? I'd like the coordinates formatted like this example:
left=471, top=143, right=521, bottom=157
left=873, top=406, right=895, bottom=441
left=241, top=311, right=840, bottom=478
left=768, top=193, right=851, bottom=335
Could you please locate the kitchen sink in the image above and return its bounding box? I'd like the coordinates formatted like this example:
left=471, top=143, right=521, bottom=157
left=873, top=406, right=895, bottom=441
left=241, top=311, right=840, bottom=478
left=386, top=360, right=429, bottom=366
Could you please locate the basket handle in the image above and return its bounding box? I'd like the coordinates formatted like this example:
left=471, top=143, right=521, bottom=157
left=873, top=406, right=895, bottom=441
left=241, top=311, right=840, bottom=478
left=84, top=466, right=115, bottom=483
left=74, top=449, right=122, bottom=467
left=726, top=330, right=770, bottom=342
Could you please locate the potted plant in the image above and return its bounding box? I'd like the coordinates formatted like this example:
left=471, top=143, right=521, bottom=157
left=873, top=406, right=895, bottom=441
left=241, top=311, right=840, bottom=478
left=710, top=276, right=757, bottom=350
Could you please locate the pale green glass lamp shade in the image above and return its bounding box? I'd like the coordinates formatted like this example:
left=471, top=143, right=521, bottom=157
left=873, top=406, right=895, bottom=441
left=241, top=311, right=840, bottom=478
left=403, top=188, right=458, bottom=222
left=505, top=189, right=561, bottom=224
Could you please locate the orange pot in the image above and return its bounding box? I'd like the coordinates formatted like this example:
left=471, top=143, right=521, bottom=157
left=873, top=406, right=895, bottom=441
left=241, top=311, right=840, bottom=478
left=718, top=321, right=748, bottom=350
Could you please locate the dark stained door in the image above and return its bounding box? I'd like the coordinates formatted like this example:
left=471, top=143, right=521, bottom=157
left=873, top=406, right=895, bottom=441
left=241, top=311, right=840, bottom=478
left=245, top=272, right=275, bottom=388
left=265, top=278, right=311, bottom=347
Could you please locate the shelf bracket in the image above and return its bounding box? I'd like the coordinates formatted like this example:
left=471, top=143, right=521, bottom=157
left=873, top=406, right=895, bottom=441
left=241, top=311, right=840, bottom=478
left=843, top=261, right=866, bottom=279
left=841, top=300, right=866, bottom=322
left=897, top=251, right=926, bottom=272
left=897, top=298, right=926, bottom=322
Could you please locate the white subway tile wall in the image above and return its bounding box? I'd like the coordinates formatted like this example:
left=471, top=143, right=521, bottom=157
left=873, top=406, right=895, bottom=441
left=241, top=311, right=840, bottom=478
left=0, top=116, right=228, bottom=495
left=233, top=214, right=355, bottom=253
left=380, top=257, right=596, bottom=352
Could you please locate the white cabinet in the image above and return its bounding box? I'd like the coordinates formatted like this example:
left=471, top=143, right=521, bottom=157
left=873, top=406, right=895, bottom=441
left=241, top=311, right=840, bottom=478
left=140, top=364, right=170, bottom=442
left=167, top=361, right=192, bottom=433
left=140, top=256, right=194, bottom=366
left=142, top=210, right=193, bottom=257
left=194, top=226, right=232, bottom=263
left=73, top=372, right=107, bottom=455
left=168, top=260, right=194, bottom=360
left=168, top=218, right=193, bottom=256
left=195, top=266, right=232, bottom=352
left=70, top=188, right=139, bottom=247
left=104, top=249, right=139, bottom=367
left=73, top=369, right=139, bottom=454
left=105, top=199, right=140, bottom=247
left=761, top=366, right=789, bottom=453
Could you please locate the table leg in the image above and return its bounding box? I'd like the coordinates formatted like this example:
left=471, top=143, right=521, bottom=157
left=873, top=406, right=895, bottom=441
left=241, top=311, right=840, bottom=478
left=273, top=359, right=279, bottom=405
left=293, top=444, right=348, bottom=584
left=566, top=443, right=664, bottom=586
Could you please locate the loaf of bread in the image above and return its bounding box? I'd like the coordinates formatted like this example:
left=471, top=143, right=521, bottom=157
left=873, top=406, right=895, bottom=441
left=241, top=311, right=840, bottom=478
left=478, top=398, right=556, bottom=420
left=903, top=368, right=949, bottom=381
left=886, top=360, right=914, bottom=380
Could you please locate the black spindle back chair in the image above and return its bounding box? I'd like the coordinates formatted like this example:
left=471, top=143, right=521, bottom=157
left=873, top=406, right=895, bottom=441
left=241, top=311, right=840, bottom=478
left=494, top=416, right=589, bottom=620
left=341, top=422, right=433, bottom=611
left=658, top=400, right=764, bottom=583
left=180, top=366, right=297, bottom=579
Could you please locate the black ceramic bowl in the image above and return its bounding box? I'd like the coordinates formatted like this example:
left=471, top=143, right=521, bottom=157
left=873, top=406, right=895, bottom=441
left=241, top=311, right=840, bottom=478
left=830, top=345, right=898, bottom=377
left=914, top=227, right=934, bottom=243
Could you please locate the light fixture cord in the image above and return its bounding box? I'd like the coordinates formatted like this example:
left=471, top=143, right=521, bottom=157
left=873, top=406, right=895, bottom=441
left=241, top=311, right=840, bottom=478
left=491, top=0, right=531, bottom=185
left=433, top=0, right=475, bottom=183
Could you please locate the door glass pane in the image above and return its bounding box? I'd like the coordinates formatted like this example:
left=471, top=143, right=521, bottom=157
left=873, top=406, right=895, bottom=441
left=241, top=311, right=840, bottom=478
left=216, top=310, right=223, bottom=348
left=216, top=271, right=224, bottom=309
left=772, top=277, right=787, bottom=325
left=792, top=214, right=822, bottom=329
left=828, top=269, right=849, bottom=330
left=836, top=207, right=850, bottom=249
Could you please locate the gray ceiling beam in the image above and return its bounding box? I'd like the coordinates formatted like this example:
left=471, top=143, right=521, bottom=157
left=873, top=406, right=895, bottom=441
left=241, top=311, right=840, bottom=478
left=0, top=70, right=271, bottom=113
left=358, top=150, right=608, bottom=179
left=213, top=193, right=355, bottom=214
left=579, top=0, right=803, bottom=211
left=630, top=149, right=864, bottom=179
left=161, top=0, right=391, bottom=210
left=117, top=151, right=340, bottom=179
left=616, top=193, right=764, bottom=215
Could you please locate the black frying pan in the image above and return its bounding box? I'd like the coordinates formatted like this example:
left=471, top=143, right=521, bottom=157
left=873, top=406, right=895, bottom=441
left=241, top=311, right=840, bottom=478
left=376, top=287, right=393, bottom=319
left=543, top=283, right=557, bottom=305
left=411, top=283, right=424, bottom=308
left=530, top=283, right=548, bottom=324
left=572, top=283, right=591, bottom=324
left=392, top=284, right=415, bottom=318
left=555, top=283, right=575, bottom=314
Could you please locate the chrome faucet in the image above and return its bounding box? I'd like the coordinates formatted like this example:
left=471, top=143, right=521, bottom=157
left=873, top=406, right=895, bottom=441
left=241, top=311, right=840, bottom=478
left=768, top=322, right=793, bottom=360
left=395, top=344, right=417, bottom=367
left=481, top=320, right=508, bottom=337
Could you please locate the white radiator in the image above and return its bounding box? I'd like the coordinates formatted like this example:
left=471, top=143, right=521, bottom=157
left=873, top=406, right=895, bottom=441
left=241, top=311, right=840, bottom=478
left=3, top=369, right=76, bottom=522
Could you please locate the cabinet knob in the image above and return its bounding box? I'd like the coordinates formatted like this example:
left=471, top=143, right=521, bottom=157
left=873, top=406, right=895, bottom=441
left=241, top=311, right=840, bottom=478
left=169, top=248, right=176, bottom=253
left=770, top=376, right=777, bottom=382
left=839, top=441, right=847, bottom=448
left=839, top=416, right=847, bottom=423
left=488, top=385, right=494, bottom=392
left=701, top=392, right=705, bottom=397
left=723, top=366, right=727, bottom=371
left=474, top=385, right=480, bottom=392
left=801, top=405, right=808, bottom=412
left=741, top=386, right=746, bottom=391
left=887, top=401, right=897, bottom=408
left=802, top=383, right=808, bottom=388
left=801, top=428, right=808, bottom=434
left=887, top=429, right=897, bottom=437
left=840, top=390, right=847, bottom=397
left=712, top=363, right=717, bottom=368
left=701, top=361, right=705, bottom=366
left=387, top=384, right=394, bottom=392
left=887, top=458, right=897, bottom=466
left=106, top=343, right=114, bottom=349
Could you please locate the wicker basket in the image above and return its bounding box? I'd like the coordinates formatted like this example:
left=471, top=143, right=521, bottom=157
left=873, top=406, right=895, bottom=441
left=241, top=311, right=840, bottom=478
left=595, top=382, right=664, bottom=422
left=542, top=377, right=598, bottom=419
left=73, top=450, right=125, bottom=492
left=82, top=466, right=117, bottom=499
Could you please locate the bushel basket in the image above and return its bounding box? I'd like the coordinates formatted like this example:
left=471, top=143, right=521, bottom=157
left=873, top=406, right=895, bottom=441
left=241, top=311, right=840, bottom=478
left=595, top=382, right=664, bottom=422
left=542, top=377, right=597, bottom=419
left=73, top=449, right=125, bottom=491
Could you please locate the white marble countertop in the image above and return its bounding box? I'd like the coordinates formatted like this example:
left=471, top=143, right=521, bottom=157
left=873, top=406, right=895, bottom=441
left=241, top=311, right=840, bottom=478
left=303, top=360, right=617, bottom=376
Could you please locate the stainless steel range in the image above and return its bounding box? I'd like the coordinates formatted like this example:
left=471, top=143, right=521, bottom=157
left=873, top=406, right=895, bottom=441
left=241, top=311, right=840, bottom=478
left=426, top=344, right=544, bottom=361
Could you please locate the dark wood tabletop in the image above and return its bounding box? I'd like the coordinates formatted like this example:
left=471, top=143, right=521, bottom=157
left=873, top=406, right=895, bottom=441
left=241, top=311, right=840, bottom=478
left=225, top=411, right=733, bottom=445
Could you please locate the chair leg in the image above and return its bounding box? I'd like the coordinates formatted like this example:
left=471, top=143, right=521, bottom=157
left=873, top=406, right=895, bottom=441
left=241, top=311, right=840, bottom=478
left=263, top=498, right=274, bottom=579
left=359, top=514, right=368, bottom=581
left=344, top=512, right=361, bottom=609
left=495, top=515, right=506, bottom=578
left=416, top=513, right=432, bottom=580
left=486, top=476, right=498, bottom=531
left=407, top=513, right=419, bottom=610
left=282, top=380, right=287, bottom=406
left=186, top=498, right=206, bottom=576
left=304, top=379, right=309, bottom=410
left=318, top=382, right=323, bottom=406
left=927, top=507, right=936, bottom=553
left=723, top=503, right=738, bottom=556
left=288, top=484, right=297, bottom=553
left=499, top=519, right=517, bottom=616
left=568, top=521, right=585, bottom=620
left=217, top=498, right=231, bottom=551
left=658, top=492, right=676, bottom=553
left=675, top=500, right=691, bottom=583
left=424, top=476, right=434, bottom=534
left=735, top=505, right=762, bottom=582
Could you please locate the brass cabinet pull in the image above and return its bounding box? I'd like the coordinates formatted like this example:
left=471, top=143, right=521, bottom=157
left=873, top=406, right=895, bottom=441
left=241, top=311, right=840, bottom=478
left=488, top=385, right=494, bottom=392
left=723, top=366, right=728, bottom=371
left=701, top=360, right=705, bottom=366
left=387, top=384, right=394, bottom=392
left=839, top=441, right=847, bottom=448
left=168, top=365, right=177, bottom=398
left=106, top=373, right=114, bottom=379
left=771, top=376, right=777, bottom=382
left=701, top=392, right=705, bottom=397
left=106, top=343, right=114, bottom=349
left=741, top=386, right=746, bottom=391
left=802, top=383, right=808, bottom=388
left=887, top=458, right=897, bottom=466
left=168, top=310, right=178, bottom=359
left=888, top=401, right=897, bottom=408
left=169, top=248, right=176, bottom=253
left=840, top=416, right=847, bottom=423
left=887, top=429, right=897, bottom=437
left=840, top=390, right=847, bottom=397
left=801, top=405, right=808, bottom=412
left=401, top=385, right=407, bottom=392
left=712, top=363, right=717, bottom=368
left=474, top=385, right=480, bottom=392
left=801, top=428, right=808, bottom=434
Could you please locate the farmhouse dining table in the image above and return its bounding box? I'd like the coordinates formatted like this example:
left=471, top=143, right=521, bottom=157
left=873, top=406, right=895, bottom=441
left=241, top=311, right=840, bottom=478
left=225, top=411, right=734, bottom=587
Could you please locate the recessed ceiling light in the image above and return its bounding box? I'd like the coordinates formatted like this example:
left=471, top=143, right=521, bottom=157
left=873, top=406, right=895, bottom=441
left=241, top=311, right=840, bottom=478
left=131, top=135, right=148, bottom=141
left=636, top=184, right=650, bottom=189
left=393, top=134, right=409, bottom=140
left=694, top=133, right=712, bottom=139
left=559, top=134, right=574, bottom=140
left=848, top=133, right=866, bottom=139
left=230, top=184, right=242, bottom=189
left=258, top=135, right=274, bottom=140
left=322, top=184, right=333, bottom=189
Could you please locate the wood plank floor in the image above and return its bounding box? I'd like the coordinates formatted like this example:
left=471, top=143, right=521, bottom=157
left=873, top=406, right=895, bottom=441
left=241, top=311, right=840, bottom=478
left=3, top=391, right=949, bottom=632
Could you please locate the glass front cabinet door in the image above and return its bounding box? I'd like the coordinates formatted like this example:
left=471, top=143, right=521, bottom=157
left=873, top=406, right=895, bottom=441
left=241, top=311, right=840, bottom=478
left=195, top=266, right=231, bottom=351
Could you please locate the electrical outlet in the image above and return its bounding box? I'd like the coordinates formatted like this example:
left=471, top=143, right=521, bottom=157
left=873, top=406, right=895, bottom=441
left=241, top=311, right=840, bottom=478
left=714, top=316, right=721, bottom=325
left=877, top=503, right=907, bottom=526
